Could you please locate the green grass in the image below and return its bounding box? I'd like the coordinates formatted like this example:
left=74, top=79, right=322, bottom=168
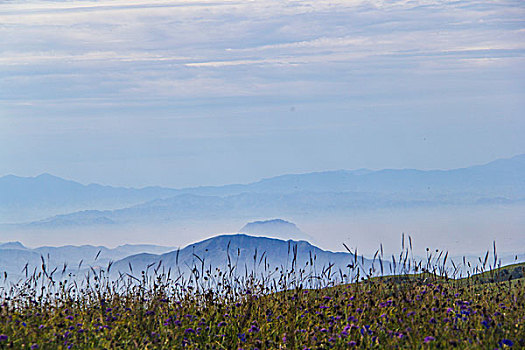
left=1, top=247, right=524, bottom=349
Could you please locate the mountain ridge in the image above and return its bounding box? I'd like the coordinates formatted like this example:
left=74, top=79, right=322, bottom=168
left=2, top=153, right=524, bottom=225
left=110, top=233, right=370, bottom=280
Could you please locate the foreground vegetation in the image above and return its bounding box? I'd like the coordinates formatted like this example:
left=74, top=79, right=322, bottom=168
left=0, top=243, right=523, bottom=349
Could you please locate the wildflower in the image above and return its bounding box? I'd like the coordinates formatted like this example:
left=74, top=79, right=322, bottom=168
left=31, top=345, right=39, bottom=350
left=184, top=328, right=196, bottom=334
left=348, top=340, right=357, bottom=347
left=0, top=335, right=8, bottom=341
left=424, top=336, right=435, bottom=343
left=501, top=339, right=514, bottom=347
left=217, top=321, right=227, bottom=327
left=248, top=325, right=259, bottom=333
left=429, top=317, right=437, bottom=324
left=320, top=328, right=328, bottom=332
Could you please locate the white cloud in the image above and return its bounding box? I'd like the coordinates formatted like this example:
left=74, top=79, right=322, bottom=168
left=0, top=0, right=523, bottom=109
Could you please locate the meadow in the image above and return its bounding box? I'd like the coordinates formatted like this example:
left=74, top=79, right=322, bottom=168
left=0, top=241, right=523, bottom=349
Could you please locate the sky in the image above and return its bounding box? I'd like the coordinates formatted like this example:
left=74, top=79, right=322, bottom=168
left=1, top=0, right=524, bottom=188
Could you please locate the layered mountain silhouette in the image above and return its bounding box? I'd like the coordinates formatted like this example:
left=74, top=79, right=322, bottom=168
left=1, top=154, right=524, bottom=226
left=111, top=234, right=370, bottom=280
left=0, top=241, right=174, bottom=281
left=0, top=235, right=370, bottom=282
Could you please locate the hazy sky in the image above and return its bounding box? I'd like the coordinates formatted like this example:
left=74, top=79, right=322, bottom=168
left=1, top=0, right=524, bottom=188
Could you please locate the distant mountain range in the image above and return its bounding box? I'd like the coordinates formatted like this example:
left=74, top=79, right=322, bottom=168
left=1, top=154, right=524, bottom=226
left=111, top=234, right=369, bottom=281
left=0, top=173, right=178, bottom=222
left=0, top=234, right=369, bottom=283
left=0, top=241, right=175, bottom=281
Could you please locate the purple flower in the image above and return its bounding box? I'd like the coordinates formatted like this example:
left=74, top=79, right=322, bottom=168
left=248, top=325, right=259, bottom=333
left=185, top=328, right=196, bottom=334
left=429, top=317, right=437, bottom=324
left=0, top=335, right=8, bottom=341
left=31, top=345, right=39, bottom=350
left=217, top=321, right=227, bottom=327
left=320, top=328, right=328, bottom=333
left=348, top=341, right=357, bottom=347
left=424, top=336, right=435, bottom=343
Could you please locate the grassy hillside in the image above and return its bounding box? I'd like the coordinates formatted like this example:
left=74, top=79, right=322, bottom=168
left=0, top=254, right=523, bottom=349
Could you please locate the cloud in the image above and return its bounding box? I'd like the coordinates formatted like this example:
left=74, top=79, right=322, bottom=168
left=0, top=0, right=523, bottom=186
